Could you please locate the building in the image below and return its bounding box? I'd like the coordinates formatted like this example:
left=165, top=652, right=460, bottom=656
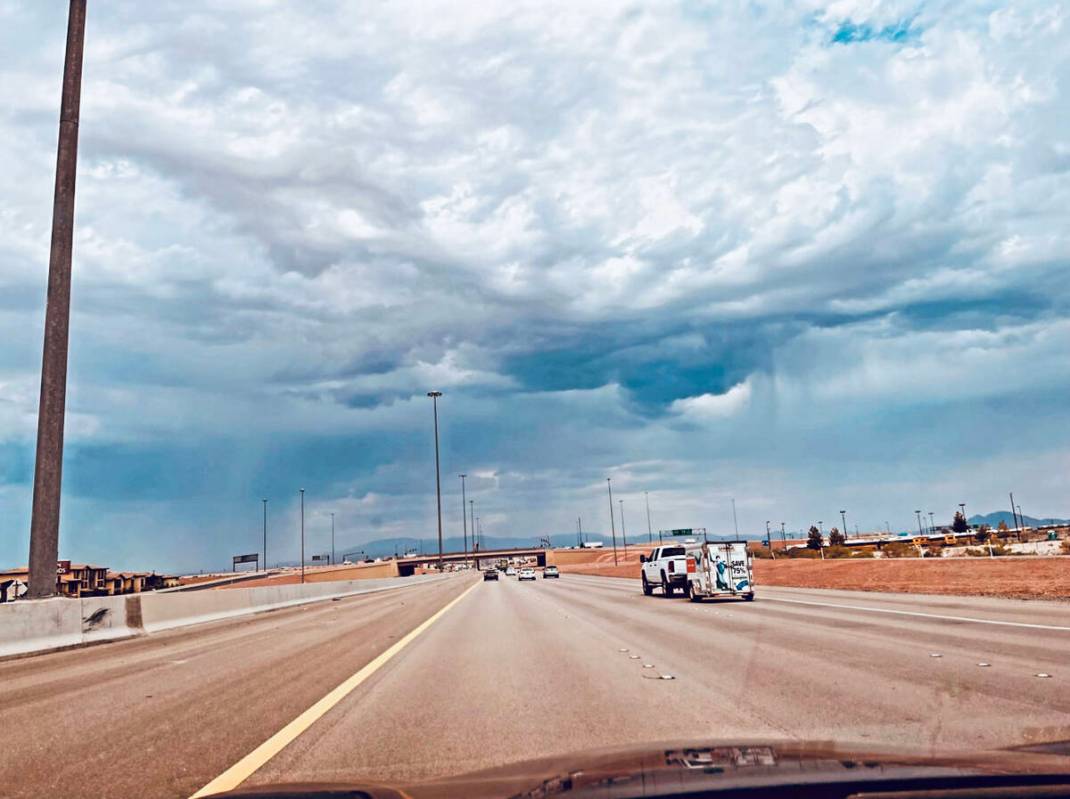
left=0, top=561, right=175, bottom=601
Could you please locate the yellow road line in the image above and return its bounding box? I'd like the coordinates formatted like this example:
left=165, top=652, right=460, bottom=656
left=191, top=579, right=480, bottom=797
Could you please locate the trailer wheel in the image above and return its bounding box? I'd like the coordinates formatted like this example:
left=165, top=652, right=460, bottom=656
left=661, top=571, right=674, bottom=597
left=688, top=586, right=702, bottom=603
left=744, top=593, right=755, bottom=601
left=641, top=574, right=653, bottom=596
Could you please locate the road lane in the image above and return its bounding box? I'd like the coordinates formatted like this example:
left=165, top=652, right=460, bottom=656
left=5, top=571, right=1069, bottom=798
left=243, top=573, right=1070, bottom=792
left=0, top=574, right=475, bottom=799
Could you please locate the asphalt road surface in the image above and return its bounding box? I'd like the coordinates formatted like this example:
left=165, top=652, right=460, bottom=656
left=2, top=572, right=1069, bottom=798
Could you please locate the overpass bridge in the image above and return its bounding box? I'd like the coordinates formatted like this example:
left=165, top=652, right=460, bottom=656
left=394, top=546, right=550, bottom=576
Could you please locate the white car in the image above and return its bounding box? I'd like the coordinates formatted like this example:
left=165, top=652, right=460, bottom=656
left=518, top=567, right=536, bottom=581
left=506, top=566, right=517, bottom=576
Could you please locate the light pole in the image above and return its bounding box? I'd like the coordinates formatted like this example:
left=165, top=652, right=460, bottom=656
left=928, top=511, right=935, bottom=534
left=731, top=498, right=740, bottom=537
left=427, top=391, right=444, bottom=571
left=300, top=489, right=305, bottom=584
left=262, top=499, right=267, bottom=572
left=330, top=512, right=335, bottom=565
left=577, top=516, right=583, bottom=546
left=1009, top=491, right=1019, bottom=531
left=645, top=491, right=653, bottom=544
left=470, top=499, right=476, bottom=551
left=606, top=478, right=618, bottom=566
left=1017, top=504, right=1025, bottom=529
left=818, top=521, right=823, bottom=535
left=619, top=499, right=628, bottom=554
left=840, top=510, right=847, bottom=542
left=915, top=510, right=924, bottom=537
left=27, top=0, right=88, bottom=599
left=959, top=502, right=966, bottom=527
left=780, top=522, right=786, bottom=547
left=459, top=474, right=468, bottom=568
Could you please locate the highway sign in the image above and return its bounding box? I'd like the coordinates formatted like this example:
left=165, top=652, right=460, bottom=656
left=669, top=528, right=693, bottom=536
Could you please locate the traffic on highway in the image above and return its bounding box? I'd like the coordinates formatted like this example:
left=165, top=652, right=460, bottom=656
left=4, top=1, right=1070, bottom=798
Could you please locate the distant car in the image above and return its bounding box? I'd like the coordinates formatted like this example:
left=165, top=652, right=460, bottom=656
left=342, top=560, right=353, bottom=566
left=543, top=565, right=560, bottom=578
left=518, top=567, right=536, bottom=581
left=506, top=566, right=517, bottom=576
left=483, top=569, right=499, bottom=581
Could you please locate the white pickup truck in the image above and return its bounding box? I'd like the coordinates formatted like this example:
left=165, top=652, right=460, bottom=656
left=639, top=544, right=691, bottom=596
left=685, top=541, right=754, bottom=602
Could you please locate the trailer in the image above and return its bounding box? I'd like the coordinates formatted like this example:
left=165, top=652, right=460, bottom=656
left=684, top=541, right=755, bottom=602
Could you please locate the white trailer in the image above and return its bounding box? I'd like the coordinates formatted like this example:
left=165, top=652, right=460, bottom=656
left=684, top=541, right=755, bottom=601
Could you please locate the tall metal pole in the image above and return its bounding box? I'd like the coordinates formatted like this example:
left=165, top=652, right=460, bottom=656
left=460, top=474, right=468, bottom=567
left=427, top=391, right=444, bottom=571
left=1009, top=492, right=1019, bottom=531
left=470, top=499, right=476, bottom=551
left=645, top=491, right=653, bottom=544
left=262, top=499, right=267, bottom=571
left=959, top=503, right=967, bottom=528
left=300, top=489, right=305, bottom=584
left=606, top=478, right=618, bottom=565
left=577, top=516, right=583, bottom=546
left=781, top=522, right=786, bottom=549
left=731, top=498, right=739, bottom=537
left=915, top=510, right=924, bottom=537
left=27, top=0, right=88, bottom=599
left=330, top=512, right=335, bottom=565
left=619, top=499, right=628, bottom=554
left=928, top=511, right=935, bottom=535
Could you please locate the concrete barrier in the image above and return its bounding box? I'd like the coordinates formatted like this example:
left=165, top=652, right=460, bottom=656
left=0, top=573, right=449, bottom=659
left=139, top=573, right=444, bottom=633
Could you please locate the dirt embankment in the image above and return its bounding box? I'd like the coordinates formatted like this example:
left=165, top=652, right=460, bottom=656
left=560, top=551, right=1070, bottom=600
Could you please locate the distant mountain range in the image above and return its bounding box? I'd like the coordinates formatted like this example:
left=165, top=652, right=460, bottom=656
left=968, top=511, right=1067, bottom=528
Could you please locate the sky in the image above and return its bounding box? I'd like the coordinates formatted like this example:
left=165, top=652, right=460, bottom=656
left=1, top=0, right=1068, bottom=573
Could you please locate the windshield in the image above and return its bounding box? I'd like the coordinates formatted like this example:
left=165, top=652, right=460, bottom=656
left=2, top=2, right=1069, bottom=799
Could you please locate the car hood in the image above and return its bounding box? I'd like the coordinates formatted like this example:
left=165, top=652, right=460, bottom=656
left=212, top=737, right=1070, bottom=798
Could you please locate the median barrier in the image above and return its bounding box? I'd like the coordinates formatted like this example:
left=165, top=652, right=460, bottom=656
left=1, top=573, right=450, bottom=658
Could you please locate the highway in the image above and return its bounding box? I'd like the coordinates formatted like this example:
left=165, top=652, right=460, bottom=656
left=2, top=572, right=1069, bottom=798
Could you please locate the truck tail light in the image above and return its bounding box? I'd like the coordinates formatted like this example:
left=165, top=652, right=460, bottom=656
left=686, top=557, right=696, bottom=574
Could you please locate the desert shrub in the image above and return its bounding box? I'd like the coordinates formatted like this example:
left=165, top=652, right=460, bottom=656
left=1061, top=540, right=1070, bottom=555
left=883, top=542, right=920, bottom=558
left=752, top=548, right=773, bottom=559
left=786, top=546, right=821, bottom=559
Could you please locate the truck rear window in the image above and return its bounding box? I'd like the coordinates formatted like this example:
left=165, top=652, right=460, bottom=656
left=661, top=546, right=685, bottom=557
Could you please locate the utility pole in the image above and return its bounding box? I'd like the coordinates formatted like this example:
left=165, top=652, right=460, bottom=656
left=577, top=516, right=583, bottom=547
left=915, top=510, right=924, bottom=537
left=330, top=512, right=335, bottom=566
left=928, top=511, right=935, bottom=535
left=840, top=510, right=847, bottom=542
left=262, top=499, right=267, bottom=572
left=459, top=474, right=468, bottom=568
left=427, top=391, right=443, bottom=571
left=300, top=489, right=305, bottom=584
left=606, top=478, right=618, bottom=565
left=619, top=499, right=628, bottom=554
left=27, top=0, right=88, bottom=599
left=731, top=498, right=739, bottom=537
left=644, top=491, right=653, bottom=544
left=1009, top=492, right=1019, bottom=531
left=780, top=522, right=786, bottom=549
left=470, top=499, right=476, bottom=551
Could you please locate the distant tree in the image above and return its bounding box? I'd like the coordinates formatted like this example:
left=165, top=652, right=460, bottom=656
left=806, top=525, right=823, bottom=549
left=828, top=527, right=846, bottom=546
left=997, top=520, right=1009, bottom=532
left=952, top=511, right=969, bottom=533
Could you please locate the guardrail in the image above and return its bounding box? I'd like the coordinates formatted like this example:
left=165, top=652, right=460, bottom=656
left=0, top=573, right=448, bottom=660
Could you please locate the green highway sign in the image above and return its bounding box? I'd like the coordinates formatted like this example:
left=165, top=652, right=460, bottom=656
left=669, top=528, right=693, bottom=536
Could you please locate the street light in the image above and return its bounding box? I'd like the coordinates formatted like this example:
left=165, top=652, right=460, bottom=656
left=645, top=491, right=653, bottom=544
left=619, top=499, right=628, bottom=554
left=300, top=488, right=305, bottom=584
left=262, top=499, right=268, bottom=572
left=427, top=391, right=444, bottom=571
left=459, top=474, right=468, bottom=568
left=27, top=0, right=88, bottom=599
left=915, top=510, right=924, bottom=537
left=330, top=512, right=335, bottom=565
left=470, top=499, right=476, bottom=551
left=606, top=478, right=618, bottom=566
left=840, top=510, right=847, bottom=541
left=959, top=502, right=966, bottom=526
left=928, top=511, right=935, bottom=535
